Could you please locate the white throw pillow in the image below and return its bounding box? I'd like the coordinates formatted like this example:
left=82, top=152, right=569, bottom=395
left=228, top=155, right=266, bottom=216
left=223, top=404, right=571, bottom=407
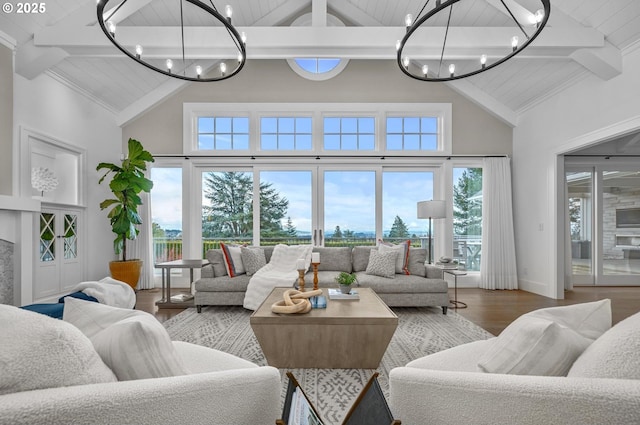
left=477, top=299, right=611, bottom=376
left=365, top=249, right=398, bottom=279
left=568, top=310, right=640, bottom=379
left=63, top=297, right=188, bottom=381
left=476, top=316, right=592, bottom=376
left=0, top=304, right=116, bottom=395
left=220, top=243, right=246, bottom=277
left=378, top=239, right=411, bottom=275
left=524, top=299, right=611, bottom=340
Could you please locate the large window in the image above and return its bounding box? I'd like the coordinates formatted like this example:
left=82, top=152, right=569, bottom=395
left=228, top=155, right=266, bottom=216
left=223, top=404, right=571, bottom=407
left=323, top=171, right=376, bottom=245
left=201, top=171, right=253, bottom=251
left=453, top=167, right=482, bottom=271
left=382, top=171, right=434, bottom=246
left=259, top=171, right=312, bottom=245
left=150, top=167, right=183, bottom=263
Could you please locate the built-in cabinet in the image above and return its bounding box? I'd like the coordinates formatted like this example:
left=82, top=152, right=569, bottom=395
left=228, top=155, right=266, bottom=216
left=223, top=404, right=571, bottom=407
left=34, top=207, right=84, bottom=301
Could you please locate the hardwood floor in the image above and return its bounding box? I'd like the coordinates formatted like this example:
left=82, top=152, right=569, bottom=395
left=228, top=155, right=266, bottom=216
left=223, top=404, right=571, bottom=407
left=137, top=286, right=640, bottom=335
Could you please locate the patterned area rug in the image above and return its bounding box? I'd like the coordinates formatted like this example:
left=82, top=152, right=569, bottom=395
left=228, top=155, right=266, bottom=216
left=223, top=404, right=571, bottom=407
left=163, top=306, right=493, bottom=425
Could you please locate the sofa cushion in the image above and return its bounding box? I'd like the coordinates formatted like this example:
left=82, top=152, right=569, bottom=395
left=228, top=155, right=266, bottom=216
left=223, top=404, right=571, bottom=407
left=0, top=304, right=117, bottom=396
left=221, top=243, right=246, bottom=277
left=568, top=310, right=640, bottom=379
left=195, top=274, right=252, bottom=292
left=379, top=239, right=411, bottom=275
left=313, top=246, right=352, bottom=272
left=63, top=298, right=188, bottom=381
left=352, top=246, right=376, bottom=272
left=356, top=273, right=448, bottom=293
left=407, top=248, right=427, bottom=277
left=365, top=249, right=397, bottom=279
left=206, top=249, right=228, bottom=277
left=241, top=246, right=267, bottom=275
left=476, top=300, right=611, bottom=376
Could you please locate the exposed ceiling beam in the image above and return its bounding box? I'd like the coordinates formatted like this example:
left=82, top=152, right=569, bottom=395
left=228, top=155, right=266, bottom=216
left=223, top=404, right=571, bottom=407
left=312, top=0, right=327, bottom=27
left=15, top=40, right=68, bottom=79
left=619, top=132, right=640, bottom=153
left=548, top=5, right=622, bottom=80
left=446, top=78, right=517, bottom=127
left=35, top=26, right=604, bottom=60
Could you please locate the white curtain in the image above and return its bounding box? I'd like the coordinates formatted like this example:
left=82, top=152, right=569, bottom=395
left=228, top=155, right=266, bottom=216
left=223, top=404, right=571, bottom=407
left=480, top=157, right=518, bottom=290
left=127, top=190, right=155, bottom=290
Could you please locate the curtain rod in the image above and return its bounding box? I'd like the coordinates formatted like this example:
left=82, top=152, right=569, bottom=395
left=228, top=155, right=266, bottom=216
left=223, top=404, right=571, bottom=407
left=151, top=154, right=509, bottom=160
left=565, top=154, right=640, bottom=158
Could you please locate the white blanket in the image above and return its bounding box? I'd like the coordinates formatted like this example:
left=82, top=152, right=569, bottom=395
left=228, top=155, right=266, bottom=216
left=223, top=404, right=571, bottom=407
left=71, top=277, right=136, bottom=309
left=243, top=244, right=313, bottom=310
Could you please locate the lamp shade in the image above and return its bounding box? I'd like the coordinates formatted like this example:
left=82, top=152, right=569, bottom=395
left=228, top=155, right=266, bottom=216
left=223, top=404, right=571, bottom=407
left=417, top=200, right=446, bottom=219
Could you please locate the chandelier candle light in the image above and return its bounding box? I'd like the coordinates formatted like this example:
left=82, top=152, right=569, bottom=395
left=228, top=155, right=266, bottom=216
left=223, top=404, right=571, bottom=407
left=397, top=0, right=550, bottom=82
left=97, top=0, right=247, bottom=82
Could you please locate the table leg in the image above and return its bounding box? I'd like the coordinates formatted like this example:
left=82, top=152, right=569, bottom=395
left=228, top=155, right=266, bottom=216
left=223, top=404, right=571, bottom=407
left=161, top=268, right=166, bottom=301
left=450, top=274, right=467, bottom=309
left=166, top=267, right=172, bottom=304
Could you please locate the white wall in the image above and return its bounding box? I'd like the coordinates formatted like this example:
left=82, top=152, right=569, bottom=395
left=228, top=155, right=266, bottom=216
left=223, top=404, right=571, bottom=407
left=513, top=43, right=640, bottom=298
left=13, top=72, right=122, bottom=290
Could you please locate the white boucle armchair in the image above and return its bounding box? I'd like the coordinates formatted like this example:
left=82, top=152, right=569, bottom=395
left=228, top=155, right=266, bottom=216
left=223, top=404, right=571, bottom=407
left=0, top=340, right=281, bottom=425
left=389, top=305, right=640, bottom=425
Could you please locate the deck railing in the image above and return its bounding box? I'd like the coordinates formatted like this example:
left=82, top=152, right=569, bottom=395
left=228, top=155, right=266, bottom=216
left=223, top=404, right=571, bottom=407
left=153, top=236, right=481, bottom=270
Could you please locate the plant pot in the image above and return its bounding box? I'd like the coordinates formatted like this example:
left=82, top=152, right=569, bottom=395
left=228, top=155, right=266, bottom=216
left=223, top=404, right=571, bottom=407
left=339, top=284, right=352, bottom=294
left=109, top=260, right=142, bottom=290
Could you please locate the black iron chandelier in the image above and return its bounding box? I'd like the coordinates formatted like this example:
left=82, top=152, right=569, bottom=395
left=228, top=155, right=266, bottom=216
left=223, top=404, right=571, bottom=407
left=397, top=0, right=550, bottom=82
left=97, top=0, right=246, bottom=82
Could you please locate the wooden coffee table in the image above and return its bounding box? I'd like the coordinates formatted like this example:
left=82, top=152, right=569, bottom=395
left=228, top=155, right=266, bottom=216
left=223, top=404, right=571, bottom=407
left=250, top=287, right=398, bottom=369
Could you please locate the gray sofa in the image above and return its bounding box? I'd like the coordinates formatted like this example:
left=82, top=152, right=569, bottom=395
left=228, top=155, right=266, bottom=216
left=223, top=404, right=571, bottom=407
left=194, top=246, right=449, bottom=313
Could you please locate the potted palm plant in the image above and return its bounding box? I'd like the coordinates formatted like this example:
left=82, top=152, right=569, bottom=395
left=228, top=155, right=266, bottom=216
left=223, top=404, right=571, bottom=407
left=97, top=138, right=154, bottom=289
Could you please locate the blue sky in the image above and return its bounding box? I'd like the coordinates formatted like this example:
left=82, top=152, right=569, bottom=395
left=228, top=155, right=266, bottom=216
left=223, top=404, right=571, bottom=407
left=150, top=168, right=472, bottom=234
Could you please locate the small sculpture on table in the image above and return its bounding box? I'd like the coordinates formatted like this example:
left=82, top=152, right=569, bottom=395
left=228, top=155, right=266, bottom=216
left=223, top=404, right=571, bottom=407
left=271, top=288, right=323, bottom=314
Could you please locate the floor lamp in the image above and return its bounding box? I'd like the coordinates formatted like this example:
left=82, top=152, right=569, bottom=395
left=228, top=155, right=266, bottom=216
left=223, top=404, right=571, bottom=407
left=417, top=200, right=446, bottom=264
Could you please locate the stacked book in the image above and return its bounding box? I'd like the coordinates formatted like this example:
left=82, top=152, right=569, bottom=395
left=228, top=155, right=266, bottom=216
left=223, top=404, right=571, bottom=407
left=327, top=289, right=359, bottom=300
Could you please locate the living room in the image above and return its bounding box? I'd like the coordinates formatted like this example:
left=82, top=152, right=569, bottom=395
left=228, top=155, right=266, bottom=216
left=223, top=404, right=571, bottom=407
left=2, top=1, right=640, bottom=424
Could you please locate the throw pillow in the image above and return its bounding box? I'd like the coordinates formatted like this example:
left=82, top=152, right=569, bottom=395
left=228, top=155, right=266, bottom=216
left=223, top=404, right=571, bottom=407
left=206, top=249, right=228, bottom=277
left=378, top=239, right=411, bottom=275
left=63, top=297, right=188, bottom=381
left=568, top=310, right=640, bottom=379
left=476, top=299, right=611, bottom=376
left=241, top=246, right=267, bottom=275
left=0, top=304, right=116, bottom=396
left=365, top=249, right=398, bottom=279
left=220, top=243, right=246, bottom=277
left=524, top=298, right=611, bottom=340
left=476, top=316, right=592, bottom=376
left=352, top=246, right=376, bottom=272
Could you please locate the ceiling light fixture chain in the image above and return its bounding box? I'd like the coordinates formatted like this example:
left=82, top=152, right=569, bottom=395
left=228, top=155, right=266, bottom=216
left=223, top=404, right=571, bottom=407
left=397, top=0, right=550, bottom=82
left=97, top=0, right=246, bottom=82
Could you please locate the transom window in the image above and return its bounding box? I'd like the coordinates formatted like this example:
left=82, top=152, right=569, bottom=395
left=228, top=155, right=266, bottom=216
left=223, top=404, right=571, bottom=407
left=260, top=117, right=312, bottom=150
left=294, top=58, right=341, bottom=74
left=387, top=117, right=438, bottom=150
left=197, top=117, right=249, bottom=150
left=323, top=117, right=375, bottom=150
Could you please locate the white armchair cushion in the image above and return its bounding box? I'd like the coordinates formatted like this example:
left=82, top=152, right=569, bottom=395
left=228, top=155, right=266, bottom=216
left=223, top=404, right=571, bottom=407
left=0, top=305, right=116, bottom=396
left=477, top=299, right=611, bottom=376
left=63, top=297, right=188, bottom=381
left=568, top=310, right=640, bottom=379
